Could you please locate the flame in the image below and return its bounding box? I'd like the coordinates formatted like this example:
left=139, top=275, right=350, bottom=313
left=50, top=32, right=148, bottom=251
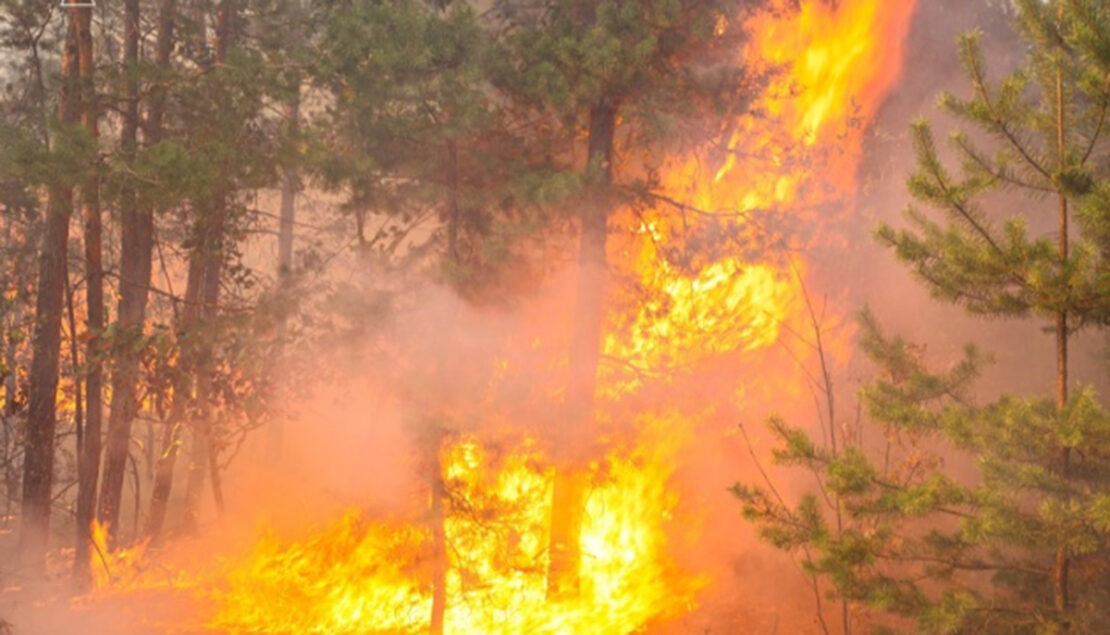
left=71, top=1, right=918, bottom=631
left=209, top=417, right=696, bottom=633
left=606, top=0, right=917, bottom=376
left=88, top=520, right=150, bottom=592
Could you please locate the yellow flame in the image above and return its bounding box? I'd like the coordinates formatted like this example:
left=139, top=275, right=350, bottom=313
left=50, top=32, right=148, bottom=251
left=88, top=520, right=150, bottom=592
left=606, top=0, right=917, bottom=376
left=209, top=417, right=697, bottom=633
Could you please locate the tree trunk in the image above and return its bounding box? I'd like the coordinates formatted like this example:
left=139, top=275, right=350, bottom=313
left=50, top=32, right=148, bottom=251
left=64, top=265, right=82, bottom=477
left=1052, top=7, right=1071, bottom=622
left=181, top=209, right=224, bottom=530
left=445, top=139, right=459, bottom=262
left=74, top=2, right=103, bottom=587
left=547, top=99, right=617, bottom=599
left=19, top=11, right=80, bottom=572
left=97, top=0, right=142, bottom=548
left=430, top=446, right=447, bottom=635
left=139, top=0, right=181, bottom=545
left=182, top=0, right=235, bottom=531
left=2, top=247, right=20, bottom=523
left=269, top=90, right=298, bottom=463
left=145, top=253, right=202, bottom=542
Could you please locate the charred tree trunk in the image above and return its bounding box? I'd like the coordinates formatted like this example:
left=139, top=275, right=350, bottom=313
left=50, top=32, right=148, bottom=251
left=97, top=0, right=142, bottom=548
left=547, top=99, right=617, bottom=599
left=74, top=3, right=103, bottom=587
left=19, top=11, right=80, bottom=572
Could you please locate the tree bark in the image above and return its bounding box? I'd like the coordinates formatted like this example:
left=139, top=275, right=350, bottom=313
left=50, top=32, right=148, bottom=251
left=74, top=2, right=103, bottom=587
left=18, top=10, right=80, bottom=572
left=1050, top=1, right=1071, bottom=620
left=269, top=89, right=298, bottom=463
left=430, top=442, right=447, bottom=635
left=181, top=210, right=225, bottom=530
left=97, top=0, right=142, bottom=548
left=547, top=99, right=617, bottom=598
left=2, top=226, right=21, bottom=522
left=145, top=253, right=202, bottom=542
left=182, top=0, right=235, bottom=531
left=139, top=0, right=182, bottom=544
left=445, top=139, right=459, bottom=263
left=1053, top=30, right=1071, bottom=622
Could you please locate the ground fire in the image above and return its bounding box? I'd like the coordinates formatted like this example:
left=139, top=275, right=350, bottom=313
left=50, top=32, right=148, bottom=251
left=4, top=0, right=1110, bottom=633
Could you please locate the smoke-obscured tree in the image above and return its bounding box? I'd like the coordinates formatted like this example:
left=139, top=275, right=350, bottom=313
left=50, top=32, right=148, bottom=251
left=142, top=0, right=284, bottom=540
left=493, top=0, right=764, bottom=597
left=0, top=0, right=333, bottom=574
left=72, top=0, right=102, bottom=587
left=0, top=0, right=55, bottom=533
left=310, top=0, right=555, bottom=297
left=17, top=5, right=89, bottom=573
left=735, top=1, right=1110, bottom=631
left=308, top=5, right=551, bottom=629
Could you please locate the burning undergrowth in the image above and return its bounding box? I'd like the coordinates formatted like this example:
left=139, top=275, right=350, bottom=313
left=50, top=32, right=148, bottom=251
left=209, top=415, right=696, bottom=634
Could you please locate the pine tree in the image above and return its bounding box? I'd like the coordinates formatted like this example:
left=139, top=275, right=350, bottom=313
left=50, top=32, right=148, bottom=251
left=18, top=5, right=86, bottom=573
left=140, top=0, right=180, bottom=545
left=495, top=0, right=762, bottom=597
left=736, top=1, right=1110, bottom=631
left=73, top=0, right=103, bottom=586
left=97, top=0, right=143, bottom=547
left=0, top=0, right=54, bottom=540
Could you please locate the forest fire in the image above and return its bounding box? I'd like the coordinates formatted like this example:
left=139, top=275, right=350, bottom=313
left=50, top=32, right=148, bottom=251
left=46, top=1, right=920, bottom=632
left=8, top=0, right=1109, bottom=630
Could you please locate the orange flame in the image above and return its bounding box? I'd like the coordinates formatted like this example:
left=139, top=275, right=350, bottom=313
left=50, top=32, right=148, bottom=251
left=88, top=520, right=150, bottom=592
left=607, top=0, right=918, bottom=378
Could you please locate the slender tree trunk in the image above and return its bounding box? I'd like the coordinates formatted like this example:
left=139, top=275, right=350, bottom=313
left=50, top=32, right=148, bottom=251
left=64, top=268, right=82, bottom=467
left=145, top=254, right=202, bottom=542
left=74, top=3, right=103, bottom=587
left=1053, top=31, right=1071, bottom=622
left=430, top=440, right=447, bottom=635
left=1051, top=2, right=1071, bottom=620
left=140, top=0, right=182, bottom=544
left=181, top=365, right=211, bottom=530
left=2, top=217, right=23, bottom=524
left=182, top=0, right=235, bottom=531
left=269, top=90, right=298, bottom=463
left=547, top=99, right=616, bottom=599
left=181, top=212, right=225, bottom=530
left=97, top=0, right=142, bottom=548
left=19, top=11, right=80, bottom=572
left=445, top=139, right=459, bottom=262
left=2, top=247, right=20, bottom=523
